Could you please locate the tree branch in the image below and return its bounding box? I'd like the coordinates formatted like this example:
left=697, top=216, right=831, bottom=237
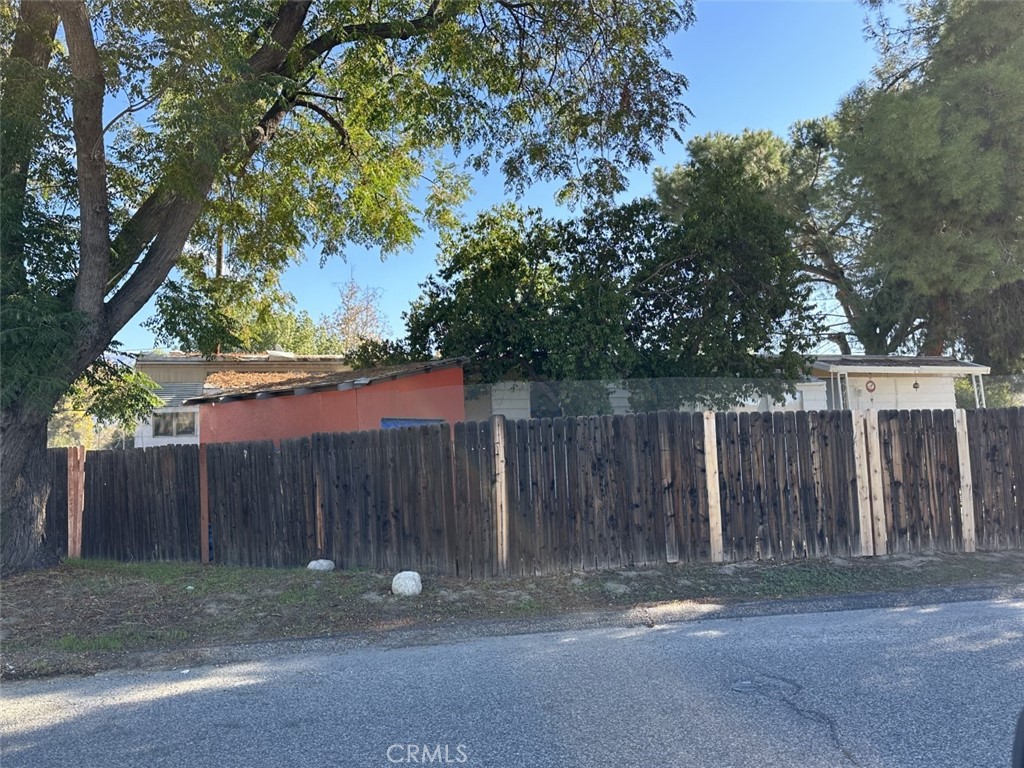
left=301, top=6, right=453, bottom=64
left=58, top=0, right=111, bottom=320
left=105, top=92, right=294, bottom=331
left=247, top=0, right=314, bottom=74
left=104, top=1, right=315, bottom=292
left=105, top=1, right=459, bottom=344
left=293, top=99, right=353, bottom=153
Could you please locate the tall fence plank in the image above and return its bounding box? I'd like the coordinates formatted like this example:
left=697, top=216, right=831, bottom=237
left=711, top=411, right=862, bottom=561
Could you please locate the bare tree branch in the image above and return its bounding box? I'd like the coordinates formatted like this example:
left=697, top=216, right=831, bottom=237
left=294, top=99, right=353, bottom=152
left=301, top=6, right=452, bottom=63
left=57, top=0, right=111, bottom=320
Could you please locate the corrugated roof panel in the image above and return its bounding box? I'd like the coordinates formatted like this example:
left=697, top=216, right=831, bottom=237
left=154, top=382, right=205, bottom=407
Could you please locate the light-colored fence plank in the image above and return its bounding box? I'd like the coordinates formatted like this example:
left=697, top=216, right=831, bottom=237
left=864, top=410, right=888, bottom=556
left=953, top=409, right=976, bottom=553
left=490, top=416, right=508, bottom=576
left=703, top=411, right=724, bottom=563
left=851, top=411, right=875, bottom=556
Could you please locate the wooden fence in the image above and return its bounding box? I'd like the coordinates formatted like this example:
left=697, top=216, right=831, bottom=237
left=81, top=444, right=200, bottom=562
left=45, top=407, right=1024, bottom=574
left=967, top=407, right=1024, bottom=550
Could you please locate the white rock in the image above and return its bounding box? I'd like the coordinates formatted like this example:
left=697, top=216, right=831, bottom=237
left=307, top=559, right=335, bottom=571
left=391, top=570, right=422, bottom=597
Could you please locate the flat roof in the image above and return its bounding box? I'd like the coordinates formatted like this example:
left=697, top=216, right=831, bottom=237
left=812, top=355, right=990, bottom=376
left=132, top=351, right=352, bottom=364
left=184, top=358, right=466, bottom=404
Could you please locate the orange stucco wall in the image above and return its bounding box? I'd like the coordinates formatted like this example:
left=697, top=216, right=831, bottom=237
left=199, top=367, right=465, bottom=444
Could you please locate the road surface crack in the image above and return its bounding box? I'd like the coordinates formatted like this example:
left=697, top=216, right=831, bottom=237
left=732, top=665, right=860, bottom=767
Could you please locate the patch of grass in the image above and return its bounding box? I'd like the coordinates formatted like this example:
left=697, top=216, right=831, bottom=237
left=55, top=632, right=126, bottom=652
left=54, top=627, right=189, bottom=653
left=277, top=583, right=321, bottom=606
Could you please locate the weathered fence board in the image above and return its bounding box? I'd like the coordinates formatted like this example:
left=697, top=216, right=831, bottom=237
left=82, top=445, right=199, bottom=562
left=876, top=410, right=963, bottom=553
left=714, top=411, right=863, bottom=561
left=309, top=426, right=461, bottom=575
left=45, top=448, right=70, bottom=556
left=967, top=408, right=1024, bottom=550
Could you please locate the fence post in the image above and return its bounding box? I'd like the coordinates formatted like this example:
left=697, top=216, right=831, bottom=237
left=702, top=411, right=724, bottom=563
left=491, top=415, right=509, bottom=576
left=199, top=444, right=210, bottom=564
left=863, top=410, right=888, bottom=556
left=67, top=446, right=85, bottom=559
left=850, top=411, right=875, bottom=556
left=953, top=409, right=977, bottom=553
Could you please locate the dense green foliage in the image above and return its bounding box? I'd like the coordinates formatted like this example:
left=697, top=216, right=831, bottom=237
left=840, top=0, right=1024, bottom=364
left=655, top=126, right=922, bottom=357
left=404, top=142, right=821, bottom=409
left=145, top=274, right=389, bottom=356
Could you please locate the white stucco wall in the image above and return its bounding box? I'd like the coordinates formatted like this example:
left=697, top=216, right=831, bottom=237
left=843, top=374, right=956, bottom=411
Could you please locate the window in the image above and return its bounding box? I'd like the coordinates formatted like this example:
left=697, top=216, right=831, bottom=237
left=151, top=411, right=196, bottom=437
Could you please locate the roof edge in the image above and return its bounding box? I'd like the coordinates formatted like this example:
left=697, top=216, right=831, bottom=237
left=184, top=358, right=466, bottom=405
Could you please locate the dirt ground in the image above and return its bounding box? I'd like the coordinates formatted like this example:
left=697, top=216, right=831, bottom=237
left=3, top=551, right=1023, bottom=680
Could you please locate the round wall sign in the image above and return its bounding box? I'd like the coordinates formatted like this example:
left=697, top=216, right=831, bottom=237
left=865, top=379, right=876, bottom=393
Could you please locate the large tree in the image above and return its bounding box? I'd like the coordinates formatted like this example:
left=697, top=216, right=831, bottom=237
left=637, top=138, right=818, bottom=384
left=655, top=126, right=923, bottom=356
left=839, top=0, right=1024, bottom=360
left=0, top=0, right=696, bottom=574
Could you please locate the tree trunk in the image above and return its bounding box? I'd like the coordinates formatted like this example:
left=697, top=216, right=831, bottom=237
left=0, top=404, right=58, bottom=576
left=919, top=295, right=953, bottom=356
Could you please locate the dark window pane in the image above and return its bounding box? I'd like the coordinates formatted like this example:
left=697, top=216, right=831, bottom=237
left=175, top=412, right=196, bottom=435
left=152, top=413, right=174, bottom=437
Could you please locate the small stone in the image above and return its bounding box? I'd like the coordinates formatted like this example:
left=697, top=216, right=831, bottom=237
left=392, top=571, right=422, bottom=596
left=306, top=559, right=335, bottom=571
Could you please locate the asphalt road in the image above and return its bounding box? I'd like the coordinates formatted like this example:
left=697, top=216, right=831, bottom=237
left=2, top=597, right=1022, bottom=768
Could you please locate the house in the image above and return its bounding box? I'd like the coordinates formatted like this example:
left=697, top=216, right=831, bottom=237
left=132, top=351, right=352, bottom=447
left=467, top=355, right=990, bottom=419
left=809, top=355, right=990, bottom=411
left=184, top=359, right=466, bottom=444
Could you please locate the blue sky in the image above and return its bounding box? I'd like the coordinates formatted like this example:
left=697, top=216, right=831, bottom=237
left=115, top=0, right=881, bottom=351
